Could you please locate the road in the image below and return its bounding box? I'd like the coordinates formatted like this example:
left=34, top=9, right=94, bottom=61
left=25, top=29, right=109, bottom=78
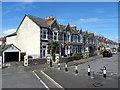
left=2, top=54, right=119, bottom=89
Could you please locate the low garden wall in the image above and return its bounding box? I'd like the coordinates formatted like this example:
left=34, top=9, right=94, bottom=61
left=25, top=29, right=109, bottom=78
left=28, top=58, right=47, bottom=66
left=60, top=55, right=83, bottom=63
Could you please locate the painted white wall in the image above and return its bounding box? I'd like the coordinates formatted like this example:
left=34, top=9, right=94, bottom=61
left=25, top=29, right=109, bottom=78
left=0, top=41, right=2, bottom=45
left=6, top=16, right=41, bottom=59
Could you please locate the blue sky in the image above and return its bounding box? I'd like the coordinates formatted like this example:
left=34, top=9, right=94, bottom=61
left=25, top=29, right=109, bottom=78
left=1, top=2, right=118, bottom=42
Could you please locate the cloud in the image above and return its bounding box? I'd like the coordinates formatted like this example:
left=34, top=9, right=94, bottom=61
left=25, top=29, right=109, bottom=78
left=79, top=17, right=117, bottom=23
left=80, top=18, right=101, bottom=23
left=3, top=29, right=16, bottom=35
left=110, top=36, right=119, bottom=42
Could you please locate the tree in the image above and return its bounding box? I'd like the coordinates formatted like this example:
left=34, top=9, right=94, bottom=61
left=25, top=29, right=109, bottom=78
left=48, top=42, right=60, bottom=62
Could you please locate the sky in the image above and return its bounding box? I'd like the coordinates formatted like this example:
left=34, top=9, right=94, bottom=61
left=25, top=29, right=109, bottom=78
left=1, top=2, right=118, bottom=42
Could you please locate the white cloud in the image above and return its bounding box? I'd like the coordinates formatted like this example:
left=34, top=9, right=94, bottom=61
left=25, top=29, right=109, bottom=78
left=79, top=17, right=117, bottom=23
left=110, top=36, right=119, bottom=42
left=3, top=29, right=16, bottom=35
left=80, top=18, right=102, bottom=23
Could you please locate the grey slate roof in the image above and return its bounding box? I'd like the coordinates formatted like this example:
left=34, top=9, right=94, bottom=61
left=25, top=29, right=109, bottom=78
left=26, top=14, right=50, bottom=28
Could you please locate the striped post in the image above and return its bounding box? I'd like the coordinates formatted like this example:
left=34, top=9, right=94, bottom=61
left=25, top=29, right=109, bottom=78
left=65, top=62, right=68, bottom=72
left=58, top=61, right=61, bottom=70
left=103, top=66, right=107, bottom=78
left=88, top=65, right=90, bottom=76
left=75, top=63, right=78, bottom=74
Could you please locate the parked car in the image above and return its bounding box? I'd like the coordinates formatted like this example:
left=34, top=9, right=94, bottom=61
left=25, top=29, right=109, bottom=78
left=103, top=51, right=112, bottom=57
left=112, top=50, right=117, bottom=54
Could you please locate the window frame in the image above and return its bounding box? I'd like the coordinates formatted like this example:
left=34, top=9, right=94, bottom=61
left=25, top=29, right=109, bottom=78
left=42, top=28, right=48, bottom=40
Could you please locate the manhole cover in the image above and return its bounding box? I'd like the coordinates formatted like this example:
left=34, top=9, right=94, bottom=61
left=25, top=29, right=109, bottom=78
left=93, top=82, right=103, bottom=87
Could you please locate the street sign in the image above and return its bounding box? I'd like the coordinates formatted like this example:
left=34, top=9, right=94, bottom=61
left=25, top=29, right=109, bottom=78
left=0, top=56, right=2, bottom=68
left=24, top=55, right=28, bottom=66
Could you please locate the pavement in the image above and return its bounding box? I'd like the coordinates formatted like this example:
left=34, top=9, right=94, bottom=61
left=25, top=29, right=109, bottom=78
left=22, top=55, right=103, bottom=72
left=2, top=54, right=119, bottom=89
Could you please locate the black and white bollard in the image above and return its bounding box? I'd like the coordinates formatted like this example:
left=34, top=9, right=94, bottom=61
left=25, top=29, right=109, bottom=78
left=75, top=63, right=78, bottom=74
left=88, top=65, right=90, bottom=76
left=103, top=66, right=107, bottom=78
left=24, top=55, right=28, bottom=66
left=58, top=61, right=61, bottom=70
left=65, top=62, right=68, bottom=72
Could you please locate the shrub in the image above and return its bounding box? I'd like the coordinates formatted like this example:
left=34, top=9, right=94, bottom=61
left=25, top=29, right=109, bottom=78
left=77, top=52, right=82, bottom=55
left=72, top=53, right=78, bottom=57
left=64, top=55, right=67, bottom=57
left=28, top=55, right=33, bottom=59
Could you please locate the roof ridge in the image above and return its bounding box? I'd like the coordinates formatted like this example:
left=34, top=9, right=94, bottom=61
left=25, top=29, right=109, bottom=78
left=26, top=14, right=47, bottom=21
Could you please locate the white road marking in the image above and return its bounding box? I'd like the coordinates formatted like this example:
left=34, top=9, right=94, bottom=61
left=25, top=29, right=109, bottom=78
left=41, top=70, right=65, bottom=90
left=32, top=71, right=50, bottom=90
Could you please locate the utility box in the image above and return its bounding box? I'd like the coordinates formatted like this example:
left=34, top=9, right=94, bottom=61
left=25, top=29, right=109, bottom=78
left=55, top=54, right=60, bottom=63
left=24, top=55, right=28, bottom=66
left=0, top=56, right=2, bottom=68
left=47, top=56, right=51, bottom=64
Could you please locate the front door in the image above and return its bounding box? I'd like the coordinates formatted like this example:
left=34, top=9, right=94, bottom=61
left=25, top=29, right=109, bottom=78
left=42, top=46, right=46, bottom=58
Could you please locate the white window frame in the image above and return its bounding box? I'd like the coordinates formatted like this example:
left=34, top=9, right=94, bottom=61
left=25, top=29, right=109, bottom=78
left=53, top=29, right=58, bottom=41
left=67, top=32, right=71, bottom=42
left=76, top=35, right=78, bottom=42
left=42, top=29, right=48, bottom=40
left=79, top=35, right=83, bottom=43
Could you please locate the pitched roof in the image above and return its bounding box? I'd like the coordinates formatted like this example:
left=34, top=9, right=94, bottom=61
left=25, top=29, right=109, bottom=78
left=6, top=32, right=16, bottom=37
left=0, top=37, right=6, bottom=41
left=1, top=44, right=21, bottom=52
left=26, top=14, right=50, bottom=28
left=59, top=25, right=66, bottom=31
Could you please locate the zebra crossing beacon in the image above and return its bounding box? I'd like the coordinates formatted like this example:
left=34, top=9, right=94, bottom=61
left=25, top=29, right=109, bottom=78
left=103, top=66, right=107, bottom=78
left=58, top=61, right=61, bottom=70
left=75, top=63, right=78, bottom=74
left=0, top=56, right=2, bottom=68
left=24, top=55, right=28, bottom=66
left=88, top=65, right=90, bottom=76
left=65, top=62, right=68, bottom=72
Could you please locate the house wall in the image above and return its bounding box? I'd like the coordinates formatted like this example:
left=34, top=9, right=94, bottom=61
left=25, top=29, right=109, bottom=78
left=7, top=16, right=41, bottom=59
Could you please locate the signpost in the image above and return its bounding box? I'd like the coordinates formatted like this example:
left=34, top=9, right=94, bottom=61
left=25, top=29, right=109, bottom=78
left=24, top=55, right=28, bottom=66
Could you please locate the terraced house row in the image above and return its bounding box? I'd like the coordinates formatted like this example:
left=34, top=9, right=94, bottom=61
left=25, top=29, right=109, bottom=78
left=0, top=14, right=118, bottom=62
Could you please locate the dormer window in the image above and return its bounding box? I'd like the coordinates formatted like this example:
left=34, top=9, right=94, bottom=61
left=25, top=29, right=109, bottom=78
left=42, top=29, right=47, bottom=40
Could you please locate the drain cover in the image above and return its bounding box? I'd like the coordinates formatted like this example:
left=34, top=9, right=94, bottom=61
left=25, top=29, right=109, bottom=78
left=93, top=82, right=103, bottom=87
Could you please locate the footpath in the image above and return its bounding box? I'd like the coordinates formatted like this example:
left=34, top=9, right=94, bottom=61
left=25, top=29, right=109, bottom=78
left=2, top=55, right=102, bottom=72
left=24, top=55, right=103, bottom=72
